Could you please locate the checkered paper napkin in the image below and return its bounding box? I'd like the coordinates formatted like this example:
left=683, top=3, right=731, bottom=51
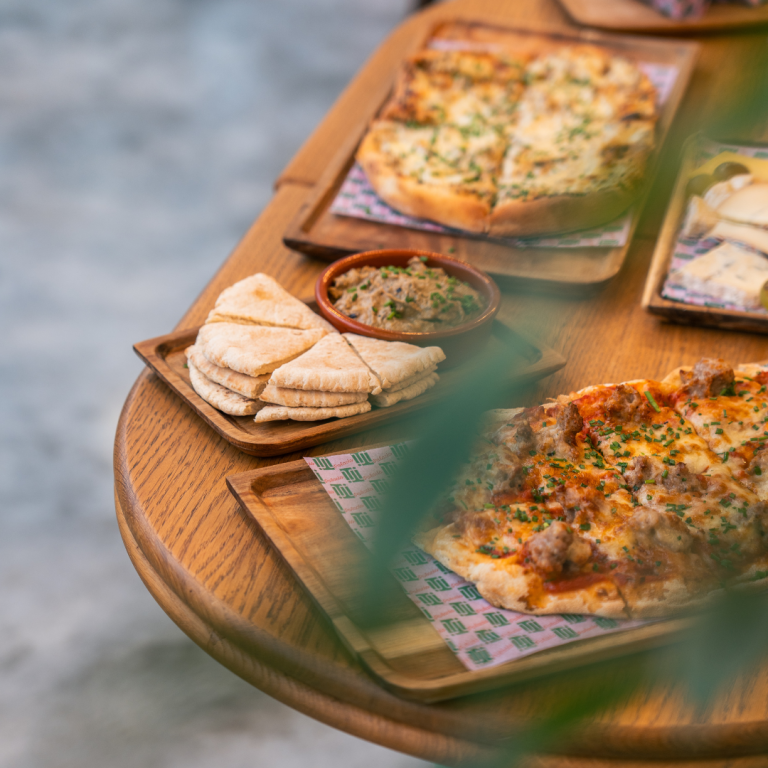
left=329, top=61, right=680, bottom=250
left=306, top=445, right=644, bottom=672
left=660, top=138, right=768, bottom=314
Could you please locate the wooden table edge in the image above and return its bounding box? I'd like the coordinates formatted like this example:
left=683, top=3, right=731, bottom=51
left=113, top=474, right=768, bottom=768
left=115, top=370, right=768, bottom=761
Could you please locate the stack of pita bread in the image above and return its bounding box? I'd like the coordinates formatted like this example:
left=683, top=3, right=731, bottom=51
left=185, top=273, right=446, bottom=423
left=185, top=274, right=335, bottom=416
left=257, top=333, right=445, bottom=421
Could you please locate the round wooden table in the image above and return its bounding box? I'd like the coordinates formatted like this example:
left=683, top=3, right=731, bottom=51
left=114, top=1, right=768, bottom=764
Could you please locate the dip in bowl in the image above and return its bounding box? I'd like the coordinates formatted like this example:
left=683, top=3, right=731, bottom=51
left=315, top=249, right=501, bottom=367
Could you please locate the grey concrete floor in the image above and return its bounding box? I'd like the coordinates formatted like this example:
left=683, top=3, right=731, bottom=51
left=0, top=1, right=434, bottom=766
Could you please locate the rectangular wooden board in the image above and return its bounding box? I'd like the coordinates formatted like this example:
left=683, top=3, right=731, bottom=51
left=556, top=0, right=768, bottom=34
left=133, top=315, right=564, bottom=457
left=642, top=135, right=768, bottom=334
left=283, top=19, right=698, bottom=293
left=226, top=460, right=687, bottom=702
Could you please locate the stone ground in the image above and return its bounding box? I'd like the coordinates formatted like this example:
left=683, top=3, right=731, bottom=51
left=0, top=1, right=434, bottom=765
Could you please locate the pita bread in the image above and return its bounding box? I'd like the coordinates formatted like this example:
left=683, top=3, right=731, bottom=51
left=186, top=345, right=268, bottom=399
left=385, top=365, right=437, bottom=393
left=260, top=383, right=368, bottom=408
left=205, top=273, right=335, bottom=332
left=197, top=323, right=327, bottom=377
left=254, top=401, right=371, bottom=422
left=270, top=334, right=382, bottom=394
left=188, top=361, right=260, bottom=416
left=370, top=372, right=439, bottom=408
left=343, top=333, right=445, bottom=389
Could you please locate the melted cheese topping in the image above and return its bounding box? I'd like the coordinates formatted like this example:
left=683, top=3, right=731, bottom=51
left=364, top=45, right=658, bottom=211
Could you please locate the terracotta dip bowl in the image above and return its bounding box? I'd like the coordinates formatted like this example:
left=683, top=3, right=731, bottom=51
left=314, top=249, right=501, bottom=367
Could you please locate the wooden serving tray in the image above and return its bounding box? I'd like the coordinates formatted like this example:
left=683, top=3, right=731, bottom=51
left=133, top=317, right=564, bottom=457
left=642, top=136, right=768, bottom=334
left=226, top=459, right=685, bottom=702
left=283, top=20, right=698, bottom=293
left=556, top=0, right=768, bottom=34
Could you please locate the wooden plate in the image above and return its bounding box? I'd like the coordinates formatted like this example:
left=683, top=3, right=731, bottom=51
left=282, top=20, right=698, bottom=293
left=556, top=0, right=768, bottom=34
left=226, top=459, right=685, bottom=702
left=642, top=135, right=768, bottom=334
left=133, top=316, right=564, bottom=457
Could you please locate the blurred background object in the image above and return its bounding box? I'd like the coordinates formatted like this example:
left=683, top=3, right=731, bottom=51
left=0, top=0, right=433, bottom=765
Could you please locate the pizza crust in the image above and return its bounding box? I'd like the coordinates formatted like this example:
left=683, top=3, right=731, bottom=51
left=488, top=185, right=638, bottom=238
left=414, top=525, right=630, bottom=619
left=357, top=136, right=491, bottom=233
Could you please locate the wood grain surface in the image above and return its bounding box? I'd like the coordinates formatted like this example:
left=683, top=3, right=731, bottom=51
left=114, top=1, right=768, bottom=764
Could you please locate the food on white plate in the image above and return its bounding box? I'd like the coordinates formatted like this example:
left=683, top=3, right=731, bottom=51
left=414, top=358, right=768, bottom=618
left=357, top=45, right=658, bottom=237
left=669, top=242, right=768, bottom=309
left=329, top=256, right=485, bottom=332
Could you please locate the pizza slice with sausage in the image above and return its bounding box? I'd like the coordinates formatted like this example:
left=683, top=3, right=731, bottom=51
left=414, top=401, right=660, bottom=618
left=662, top=359, right=768, bottom=501
left=571, top=379, right=768, bottom=610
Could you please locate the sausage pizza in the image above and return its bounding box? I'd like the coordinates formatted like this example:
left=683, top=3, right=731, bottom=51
left=414, top=359, right=768, bottom=618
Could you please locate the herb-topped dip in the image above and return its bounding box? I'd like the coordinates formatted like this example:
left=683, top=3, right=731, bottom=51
left=329, top=256, right=485, bottom=333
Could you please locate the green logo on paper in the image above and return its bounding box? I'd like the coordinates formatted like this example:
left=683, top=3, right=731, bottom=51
left=476, top=629, right=501, bottom=644
left=450, top=601, right=476, bottom=617
left=441, top=618, right=468, bottom=635
left=361, top=495, right=382, bottom=511
left=340, top=467, right=364, bottom=483
left=314, top=457, right=333, bottom=470
left=370, top=478, right=390, bottom=494
left=391, top=443, right=409, bottom=459
left=380, top=461, right=398, bottom=477
left=434, top=560, right=452, bottom=575
left=421, top=608, right=434, bottom=621
left=519, top=620, right=543, bottom=633
left=561, top=614, right=586, bottom=624
left=485, top=612, right=510, bottom=628
left=352, top=451, right=374, bottom=466
left=417, top=593, right=442, bottom=606
left=312, top=470, right=324, bottom=482
left=331, top=484, right=353, bottom=499
left=467, top=646, right=493, bottom=665
left=512, top=635, right=536, bottom=650
left=459, top=585, right=482, bottom=601
left=446, top=640, right=458, bottom=653
left=594, top=617, right=618, bottom=630
left=553, top=626, right=578, bottom=640
left=425, top=577, right=451, bottom=591
left=354, top=530, right=366, bottom=542
left=351, top=512, right=375, bottom=528
left=402, top=550, right=428, bottom=566
left=392, top=567, right=418, bottom=582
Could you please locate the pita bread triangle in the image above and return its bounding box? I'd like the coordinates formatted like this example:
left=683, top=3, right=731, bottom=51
left=343, top=333, right=445, bottom=389
left=205, top=273, right=335, bottom=332
left=270, top=333, right=382, bottom=393
left=197, top=323, right=328, bottom=377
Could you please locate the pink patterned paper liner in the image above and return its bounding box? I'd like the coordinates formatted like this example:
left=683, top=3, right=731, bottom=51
left=661, top=138, right=768, bottom=314
left=306, top=445, right=645, bottom=672
left=329, top=59, right=678, bottom=249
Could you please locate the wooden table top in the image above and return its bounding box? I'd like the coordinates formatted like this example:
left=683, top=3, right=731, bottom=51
left=114, top=1, right=768, bottom=765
